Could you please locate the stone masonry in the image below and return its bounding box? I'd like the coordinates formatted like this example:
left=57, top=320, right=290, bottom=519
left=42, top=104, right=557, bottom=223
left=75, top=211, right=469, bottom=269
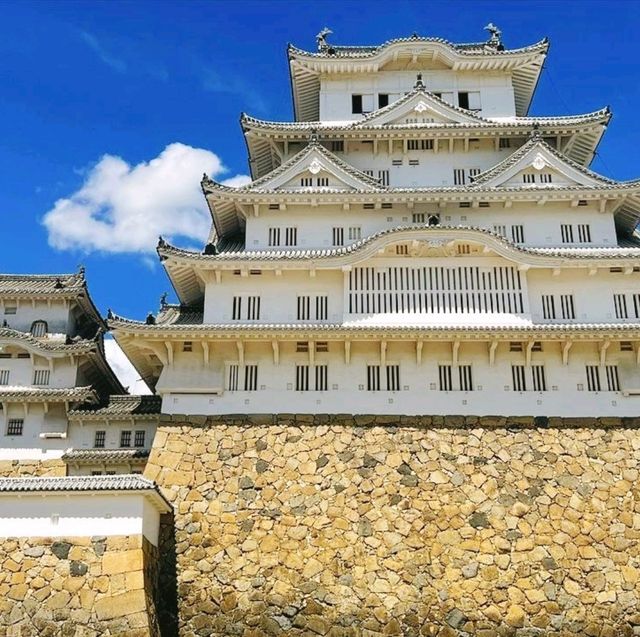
left=0, top=459, right=66, bottom=478
left=146, top=414, right=640, bottom=637
left=0, top=534, right=161, bottom=637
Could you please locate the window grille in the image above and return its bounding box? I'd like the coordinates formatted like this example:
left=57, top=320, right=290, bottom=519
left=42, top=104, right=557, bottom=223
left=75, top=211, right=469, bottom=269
left=183, top=341, right=192, bottom=352
left=468, top=168, right=481, bottom=181
left=493, top=225, right=507, bottom=237
left=232, top=297, right=242, bottom=320
left=512, top=365, right=527, bottom=391
left=315, top=365, right=328, bottom=391
left=315, top=296, right=328, bottom=320
left=386, top=365, right=400, bottom=391
left=296, top=341, right=309, bottom=352
left=412, top=213, right=425, bottom=224
left=268, top=204, right=279, bottom=210
left=408, top=159, right=419, bottom=166
left=348, top=265, right=524, bottom=316
left=94, top=430, right=106, bottom=448
left=453, top=169, right=465, bottom=185
left=363, top=170, right=374, bottom=178
left=295, top=365, right=309, bottom=391
left=585, top=365, right=601, bottom=392
left=348, top=226, right=361, bottom=241
left=297, top=296, right=311, bottom=320
left=633, top=294, right=640, bottom=318
left=332, top=227, right=344, bottom=246
left=438, top=365, right=453, bottom=391
left=408, top=139, right=433, bottom=150
left=330, top=141, right=344, bottom=152
left=30, top=320, right=47, bottom=337
left=614, top=294, right=628, bottom=319
left=285, top=227, right=297, bottom=246
left=367, top=365, right=381, bottom=391
left=4, top=306, right=16, bottom=315
left=0, top=370, right=9, bottom=385
left=605, top=365, right=620, bottom=391
left=540, top=173, right=553, bottom=183
left=577, top=224, right=591, bottom=243
left=561, top=224, right=574, bottom=243
left=458, top=365, right=473, bottom=391
left=134, top=430, right=146, bottom=447
left=7, top=419, right=23, bottom=436
left=456, top=244, right=471, bottom=255
left=560, top=294, right=576, bottom=320
left=511, top=225, right=524, bottom=244
left=244, top=365, right=258, bottom=391
left=542, top=295, right=556, bottom=319
left=531, top=365, right=547, bottom=391
left=247, top=296, right=260, bottom=320
left=396, top=245, right=408, bottom=255
left=510, top=342, right=523, bottom=352
left=315, top=342, right=329, bottom=353
left=268, top=227, right=281, bottom=246
left=392, top=159, right=403, bottom=166
left=300, top=177, right=313, bottom=187
left=120, top=430, right=132, bottom=447
left=317, top=177, right=329, bottom=187
left=228, top=364, right=239, bottom=391
left=378, top=170, right=390, bottom=186
left=33, top=369, right=50, bottom=386
left=522, top=173, right=536, bottom=184
left=499, top=138, right=511, bottom=149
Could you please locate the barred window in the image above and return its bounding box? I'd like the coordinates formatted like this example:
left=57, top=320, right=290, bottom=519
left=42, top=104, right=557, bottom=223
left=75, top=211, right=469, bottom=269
left=540, top=173, right=553, bottom=183
left=512, top=365, right=527, bottom=391
left=531, top=365, right=547, bottom=391
left=605, top=365, right=620, bottom=392
left=232, top=296, right=242, bottom=320
left=458, top=365, right=473, bottom=391
left=244, top=365, right=258, bottom=391
left=561, top=224, right=574, bottom=243
left=285, top=227, right=297, bottom=246
left=295, top=365, right=309, bottom=391
left=33, top=369, right=50, bottom=386
left=560, top=294, right=576, bottom=320
left=228, top=364, right=239, bottom=391
left=348, top=226, right=362, bottom=241
left=300, top=177, right=313, bottom=187
left=30, top=320, right=47, bottom=337
left=386, top=365, right=400, bottom=391
left=268, top=227, right=281, bottom=246
left=331, top=140, right=344, bottom=152
left=0, top=370, right=9, bottom=385
left=511, top=225, right=525, bottom=244
left=378, top=170, right=390, bottom=186
left=367, top=365, right=381, bottom=391
left=332, top=227, right=344, bottom=246
left=438, top=365, right=453, bottom=391
left=7, top=419, right=23, bottom=436
left=522, top=173, right=536, bottom=184
left=614, top=294, right=628, bottom=319
left=315, top=365, right=328, bottom=391
left=453, top=168, right=465, bottom=185
left=586, top=365, right=601, bottom=392
left=315, top=296, right=328, bottom=321
left=577, top=224, right=591, bottom=243
left=134, top=431, right=146, bottom=447
left=317, top=177, right=329, bottom=187
left=247, top=296, right=260, bottom=320
left=94, top=430, right=106, bottom=448
left=297, top=296, right=311, bottom=320
left=542, top=295, right=556, bottom=319
left=120, top=430, right=132, bottom=447
left=412, top=213, right=425, bottom=224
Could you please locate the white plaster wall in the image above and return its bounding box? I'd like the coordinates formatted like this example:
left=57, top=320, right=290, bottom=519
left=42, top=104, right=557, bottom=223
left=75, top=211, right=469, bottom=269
left=319, top=70, right=516, bottom=120
left=0, top=300, right=71, bottom=335
left=0, top=493, right=162, bottom=545
left=66, top=420, right=157, bottom=450
left=161, top=340, right=640, bottom=417
left=244, top=202, right=618, bottom=250
left=0, top=355, right=79, bottom=388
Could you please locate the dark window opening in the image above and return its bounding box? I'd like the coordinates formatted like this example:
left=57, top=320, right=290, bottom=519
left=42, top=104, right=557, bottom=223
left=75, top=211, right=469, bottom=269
left=352, top=95, right=363, bottom=114
left=378, top=94, right=389, bottom=108
left=458, top=92, right=470, bottom=109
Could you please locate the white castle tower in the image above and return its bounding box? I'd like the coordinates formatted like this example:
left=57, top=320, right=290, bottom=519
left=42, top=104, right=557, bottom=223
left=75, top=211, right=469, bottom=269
left=110, top=27, right=640, bottom=418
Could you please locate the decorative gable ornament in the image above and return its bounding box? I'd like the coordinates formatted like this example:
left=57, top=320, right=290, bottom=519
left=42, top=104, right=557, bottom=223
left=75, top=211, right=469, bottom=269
left=308, top=158, right=323, bottom=175
left=414, top=101, right=429, bottom=113
left=532, top=154, right=547, bottom=171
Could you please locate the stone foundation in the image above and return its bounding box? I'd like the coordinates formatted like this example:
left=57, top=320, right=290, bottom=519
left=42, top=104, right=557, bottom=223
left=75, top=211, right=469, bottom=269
left=0, top=458, right=66, bottom=478
left=0, top=534, right=161, bottom=636
left=147, top=414, right=640, bottom=636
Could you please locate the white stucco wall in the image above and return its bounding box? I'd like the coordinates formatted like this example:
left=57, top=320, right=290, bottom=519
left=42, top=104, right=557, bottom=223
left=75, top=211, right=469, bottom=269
left=0, top=492, right=163, bottom=545
left=0, top=299, right=72, bottom=336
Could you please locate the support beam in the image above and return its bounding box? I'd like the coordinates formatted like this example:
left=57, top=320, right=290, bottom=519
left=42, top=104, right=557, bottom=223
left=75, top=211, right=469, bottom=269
left=201, top=341, right=209, bottom=366
left=562, top=340, right=573, bottom=366
left=416, top=340, right=423, bottom=365
left=525, top=340, right=535, bottom=367
left=236, top=341, right=244, bottom=366
left=599, top=340, right=610, bottom=367
left=380, top=341, right=387, bottom=367
left=164, top=342, right=174, bottom=366
left=452, top=340, right=460, bottom=366
left=488, top=340, right=498, bottom=367
left=271, top=341, right=279, bottom=365
left=344, top=341, right=351, bottom=365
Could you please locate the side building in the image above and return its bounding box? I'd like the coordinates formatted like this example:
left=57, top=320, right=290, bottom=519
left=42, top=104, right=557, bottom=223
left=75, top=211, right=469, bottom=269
left=0, top=271, right=160, bottom=477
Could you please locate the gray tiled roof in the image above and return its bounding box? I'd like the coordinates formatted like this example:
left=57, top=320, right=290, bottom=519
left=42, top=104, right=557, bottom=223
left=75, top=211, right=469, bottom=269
left=288, top=36, right=549, bottom=59
left=0, top=273, right=85, bottom=296
left=68, top=394, right=161, bottom=418
left=0, top=474, right=157, bottom=493
left=62, top=448, right=150, bottom=463
left=0, top=328, right=99, bottom=353
left=0, top=386, right=97, bottom=403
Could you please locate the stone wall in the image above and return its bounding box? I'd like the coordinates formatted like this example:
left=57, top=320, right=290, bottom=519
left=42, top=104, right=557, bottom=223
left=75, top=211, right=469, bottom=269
left=0, top=458, right=66, bottom=478
left=0, top=534, right=161, bottom=636
left=146, top=414, right=640, bottom=637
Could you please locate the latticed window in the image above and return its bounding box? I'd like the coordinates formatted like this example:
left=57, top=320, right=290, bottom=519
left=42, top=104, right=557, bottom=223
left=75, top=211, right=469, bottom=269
left=531, top=365, right=547, bottom=391
left=0, top=370, right=9, bottom=385
left=33, top=369, right=50, bottom=386
left=7, top=419, right=23, bottom=436
left=585, top=366, right=601, bottom=392
left=120, top=430, right=132, bottom=447
left=94, top=430, right=106, bottom=448
left=605, top=365, right=620, bottom=391
left=30, top=320, right=47, bottom=337
left=134, top=431, right=146, bottom=447
left=244, top=365, right=258, bottom=391
left=512, top=365, right=527, bottom=391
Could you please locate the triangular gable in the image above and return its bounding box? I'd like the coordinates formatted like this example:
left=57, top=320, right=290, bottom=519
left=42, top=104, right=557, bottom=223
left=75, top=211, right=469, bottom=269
left=357, top=87, right=490, bottom=127
left=243, top=141, right=384, bottom=192
left=471, top=136, right=619, bottom=188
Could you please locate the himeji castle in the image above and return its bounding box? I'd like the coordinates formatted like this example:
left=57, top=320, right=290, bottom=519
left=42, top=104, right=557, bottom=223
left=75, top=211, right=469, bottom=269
left=110, top=26, right=640, bottom=419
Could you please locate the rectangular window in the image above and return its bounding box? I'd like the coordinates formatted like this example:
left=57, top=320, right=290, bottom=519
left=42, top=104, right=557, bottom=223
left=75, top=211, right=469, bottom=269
left=378, top=94, right=389, bottom=108
left=232, top=296, right=242, bottom=321
left=396, top=245, right=408, bottom=255
left=295, top=365, right=309, bottom=391
left=33, top=369, right=50, bottom=386
left=134, top=430, right=146, bottom=447
left=453, top=168, right=466, bottom=186
left=315, top=296, right=328, bottom=320
left=531, top=365, right=547, bottom=391
left=297, top=296, right=311, bottom=320
left=408, top=159, right=419, bottom=166
left=247, top=296, right=261, bottom=320
left=386, top=365, right=400, bottom=391
left=512, top=365, right=527, bottom=391
left=183, top=341, right=193, bottom=352
left=352, top=94, right=363, bottom=114
left=438, top=365, right=453, bottom=391
left=561, top=224, right=574, bottom=243
left=296, top=341, right=309, bottom=353
left=511, top=225, right=524, bottom=244
left=539, top=173, right=553, bottom=183
left=315, top=341, right=329, bottom=353
left=300, top=177, right=313, bottom=187
left=7, top=419, right=23, bottom=436
left=542, top=295, right=556, bottom=320
left=367, top=365, right=381, bottom=391
left=348, top=226, right=361, bottom=241
left=4, top=306, right=17, bottom=315
left=493, top=224, right=506, bottom=237
left=120, top=430, right=132, bottom=448
left=467, top=168, right=481, bottom=181
left=586, top=365, right=601, bottom=392
left=228, top=364, right=239, bottom=391
left=632, top=294, right=640, bottom=319
left=458, top=365, right=473, bottom=391
left=605, top=365, right=620, bottom=391
left=577, top=224, right=592, bottom=243
left=412, top=213, right=425, bottom=224
left=378, top=170, right=390, bottom=186
left=407, top=139, right=433, bottom=151
left=560, top=294, right=575, bottom=320
left=614, top=293, right=628, bottom=319
left=522, top=173, right=536, bottom=184
left=244, top=365, right=258, bottom=391
left=316, top=365, right=328, bottom=391
left=317, top=177, right=329, bottom=187
left=94, top=430, right=106, bottom=448
left=330, top=140, right=344, bottom=152
left=268, top=227, right=281, bottom=246
left=458, top=92, right=470, bottom=109
left=332, top=227, right=344, bottom=246
left=499, top=138, right=511, bottom=149
left=0, top=370, right=9, bottom=385
left=285, top=227, right=297, bottom=246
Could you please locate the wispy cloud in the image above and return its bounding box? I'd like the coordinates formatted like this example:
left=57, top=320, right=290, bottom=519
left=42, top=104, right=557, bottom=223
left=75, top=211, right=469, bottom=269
left=201, top=67, right=267, bottom=113
left=80, top=31, right=127, bottom=74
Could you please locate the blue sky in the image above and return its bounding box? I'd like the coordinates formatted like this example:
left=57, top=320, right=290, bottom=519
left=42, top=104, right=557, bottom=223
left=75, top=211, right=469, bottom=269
left=1, top=0, right=639, bottom=322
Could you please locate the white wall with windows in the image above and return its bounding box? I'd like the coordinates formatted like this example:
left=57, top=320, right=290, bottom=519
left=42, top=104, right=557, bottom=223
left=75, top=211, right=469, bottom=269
left=318, top=70, right=516, bottom=121
left=158, top=339, right=640, bottom=417
left=0, top=352, right=79, bottom=389
left=0, top=300, right=72, bottom=336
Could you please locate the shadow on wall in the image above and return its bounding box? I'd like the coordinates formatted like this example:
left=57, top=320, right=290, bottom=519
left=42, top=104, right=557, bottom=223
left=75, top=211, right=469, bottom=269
left=157, top=512, right=179, bottom=637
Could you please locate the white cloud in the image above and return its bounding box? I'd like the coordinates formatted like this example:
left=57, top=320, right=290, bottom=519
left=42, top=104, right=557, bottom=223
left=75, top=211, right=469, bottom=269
left=105, top=338, right=151, bottom=395
left=43, top=143, right=249, bottom=254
